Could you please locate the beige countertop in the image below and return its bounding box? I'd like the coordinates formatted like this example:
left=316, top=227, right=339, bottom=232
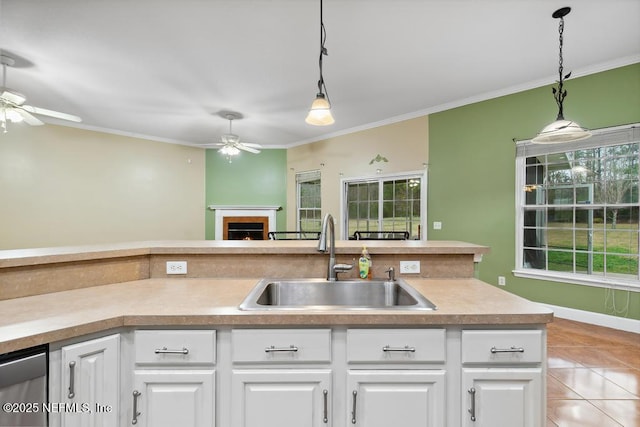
left=0, top=240, right=490, bottom=268
left=0, top=277, right=553, bottom=354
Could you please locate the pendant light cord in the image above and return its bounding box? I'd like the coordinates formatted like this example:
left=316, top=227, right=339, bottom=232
left=317, top=0, right=331, bottom=103
left=553, top=14, right=569, bottom=121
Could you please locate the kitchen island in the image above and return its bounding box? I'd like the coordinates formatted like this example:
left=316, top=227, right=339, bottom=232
left=0, top=240, right=552, bottom=427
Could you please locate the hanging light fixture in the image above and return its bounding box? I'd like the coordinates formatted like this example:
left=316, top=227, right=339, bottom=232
left=305, top=0, right=335, bottom=126
left=532, top=7, right=591, bottom=144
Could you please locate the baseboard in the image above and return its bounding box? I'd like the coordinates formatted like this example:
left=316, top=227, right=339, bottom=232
left=543, top=304, right=640, bottom=334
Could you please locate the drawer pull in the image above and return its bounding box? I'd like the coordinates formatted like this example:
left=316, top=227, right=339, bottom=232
left=132, top=390, right=141, bottom=424
left=468, top=387, right=476, bottom=421
left=323, top=389, right=328, bottom=423
left=67, top=361, right=76, bottom=399
left=490, top=346, right=524, bottom=354
left=155, top=347, right=189, bottom=355
left=265, top=345, right=299, bottom=353
left=382, top=345, right=416, bottom=353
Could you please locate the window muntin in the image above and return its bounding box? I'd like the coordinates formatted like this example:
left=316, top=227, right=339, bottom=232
left=516, top=125, right=640, bottom=289
left=296, top=170, right=322, bottom=232
left=344, top=174, right=424, bottom=240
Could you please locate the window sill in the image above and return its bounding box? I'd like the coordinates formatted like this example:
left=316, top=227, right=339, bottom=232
left=512, top=269, right=640, bottom=293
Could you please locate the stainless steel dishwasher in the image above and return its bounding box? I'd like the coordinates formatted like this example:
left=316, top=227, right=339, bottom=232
left=0, top=344, right=48, bottom=426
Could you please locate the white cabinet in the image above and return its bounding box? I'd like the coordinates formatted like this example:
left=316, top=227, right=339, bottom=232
left=132, top=370, right=215, bottom=427
left=59, top=333, right=120, bottom=427
left=461, top=330, right=544, bottom=427
left=131, top=330, right=216, bottom=427
left=232, top=369, right=331, bottom=427
left=347, top=370, right=445, bottom=427
left=231, top=329, right=332, bottom=426
left=346, top=329, right=446, bottom=427
left=462, top=368, right=542, bottom=427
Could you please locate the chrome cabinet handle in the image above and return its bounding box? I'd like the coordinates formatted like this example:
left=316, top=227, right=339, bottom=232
left=67, top=361, right=76, bottom=399
left=264, top=345, right=298, bottom=353
left=351, top=390, right=357, bottom=424
left=132, top=390, right=141, bottom=424
left=468, top=387, right=476, bottom=422
left=322, top=389, right=328, bottom=423
left=382, top=345, right=416, bottom=352
left=490, top=346, right=524, bottom=354
left=154, top=347, right=189, bottom=354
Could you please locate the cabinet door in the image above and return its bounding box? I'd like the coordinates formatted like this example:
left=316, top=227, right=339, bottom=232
left=232, top=369, right=331, bottom=427
left=61, top=334, right=120, bottom=427
left=132, top=370, right=215, bottom=427
left=346, top=370, right=445, bottom=427
left=462, top=368, right=542, bottom=427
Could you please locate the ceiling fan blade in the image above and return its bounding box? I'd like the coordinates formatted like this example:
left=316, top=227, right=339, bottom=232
left=241, top=142, right=263, bottom=149
left=21, top=105, right=82, bottom=122
left=15, top=108, right=45, bottom=126
left=0, top=89, right=26, bottom=106
left=237, top=143, right=260, bottom=154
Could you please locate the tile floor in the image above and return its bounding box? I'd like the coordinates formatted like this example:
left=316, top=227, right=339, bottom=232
left=547, top=318, right=640, bottom=426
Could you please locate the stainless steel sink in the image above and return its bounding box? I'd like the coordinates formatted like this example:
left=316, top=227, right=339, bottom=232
left=238, top=278, right=437, bottom=311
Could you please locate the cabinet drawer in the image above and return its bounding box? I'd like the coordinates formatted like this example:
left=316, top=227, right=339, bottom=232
left=232, top=329, right=331, bottom=363
left=347, top=329, right=446, bottom=363
left=134, top=330, right=216, bottom=365
left=461, top=330, right=542, bottom=364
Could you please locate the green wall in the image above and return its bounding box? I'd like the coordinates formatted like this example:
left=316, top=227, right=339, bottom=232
left=428, top=63, right=640, bottom=320
left=205, top=149, right=287, bottom=239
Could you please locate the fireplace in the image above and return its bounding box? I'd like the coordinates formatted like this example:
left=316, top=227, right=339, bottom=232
left=223, top=216, right=269, bottom=240
left=208, top=205, right=280, bottom=241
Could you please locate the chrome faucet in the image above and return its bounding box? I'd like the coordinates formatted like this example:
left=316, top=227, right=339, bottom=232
left=317, top=213, right=353, bottom=281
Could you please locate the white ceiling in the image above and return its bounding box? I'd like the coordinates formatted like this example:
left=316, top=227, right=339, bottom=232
left=1, top=0, right=639, bottom=149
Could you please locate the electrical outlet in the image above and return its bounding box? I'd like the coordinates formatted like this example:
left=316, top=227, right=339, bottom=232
left=433, top=221, right=442, bottom=230
left=166, top=261, right=187, bottom=275
left=400, top=260, right=420, bottom=274
left=498, top=276, right=506, bottom=286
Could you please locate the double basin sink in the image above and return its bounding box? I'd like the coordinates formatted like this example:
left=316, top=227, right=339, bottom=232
left=239, top=278, right=436, bottom=311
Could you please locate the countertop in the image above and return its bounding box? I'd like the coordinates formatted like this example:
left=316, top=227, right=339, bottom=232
left=0, top=240, right=490, bottom=268
left=0, top=277, right=553, bottom=354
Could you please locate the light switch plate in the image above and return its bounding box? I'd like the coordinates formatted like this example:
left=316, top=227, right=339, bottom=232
left=400, top=260, right=420, bottom=274
left=166, top=261, right=187, bottom=275
left=433, top=221, right=442, bottom=230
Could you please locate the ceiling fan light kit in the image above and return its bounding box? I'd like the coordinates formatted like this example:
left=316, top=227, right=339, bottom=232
left=532, top=7, right=591, bottom=144
left=215, top=111, right=262, bottom=162
left=305, top=0, right=335, bottom=126
left=0, top=54, right=82, bottom=134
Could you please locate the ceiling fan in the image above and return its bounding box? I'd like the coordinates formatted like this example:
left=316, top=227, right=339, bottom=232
left=210, top=112, right=262, bottom=161
left=0, top=54, right=82, bottom=133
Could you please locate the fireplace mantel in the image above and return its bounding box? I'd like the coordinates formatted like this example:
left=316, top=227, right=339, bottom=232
left=208, top=205, right=280, bottom=240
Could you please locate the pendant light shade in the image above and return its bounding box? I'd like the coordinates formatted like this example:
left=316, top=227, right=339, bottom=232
left=305, top=93, right=334, bottom=126
left=533, top=119, right=592, bottom=144
left=532, top=7, right=591, bottom=144
left=306, top=0, right=335, bottom=126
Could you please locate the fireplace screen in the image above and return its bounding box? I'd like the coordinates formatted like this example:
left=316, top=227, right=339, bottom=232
left=223, top=216, right=268, bottom=240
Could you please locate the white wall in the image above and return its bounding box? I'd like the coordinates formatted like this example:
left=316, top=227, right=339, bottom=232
left=0, top=124, right=206, bottom=249
left=287, top=116, right=429, bottom=235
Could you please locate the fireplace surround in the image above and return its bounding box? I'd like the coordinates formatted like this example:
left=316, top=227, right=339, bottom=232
left=208, top=205, right=280, bottom=241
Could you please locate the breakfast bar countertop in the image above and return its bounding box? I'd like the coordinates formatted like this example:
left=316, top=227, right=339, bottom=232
left=0, top=276, right=553, bottom=353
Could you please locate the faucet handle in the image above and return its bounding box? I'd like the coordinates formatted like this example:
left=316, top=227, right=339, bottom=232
left=385, top=267, right=395, bottom=281
left=334, top=263, right=353, bottom=272
left=334, top=263, right=353, bottom=280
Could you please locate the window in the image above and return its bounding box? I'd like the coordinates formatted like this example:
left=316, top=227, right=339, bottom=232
left=296, top=170, right=322, bottom=232
left=342, top=172, right=426, bottom=240
left=515, top=125, right=640, bottom=291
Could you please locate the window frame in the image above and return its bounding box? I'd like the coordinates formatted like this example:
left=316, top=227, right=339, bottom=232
left=296, top=170, right=322, bottom=233
left=340, top=170, right=427, bottom=240
left=514, top=124, right=640, bottom=292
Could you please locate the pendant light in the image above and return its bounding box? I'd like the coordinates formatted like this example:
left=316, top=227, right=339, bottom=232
left=532, top=7, right=591, bottom=144
left=305, top=0, right=335, bottom=126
